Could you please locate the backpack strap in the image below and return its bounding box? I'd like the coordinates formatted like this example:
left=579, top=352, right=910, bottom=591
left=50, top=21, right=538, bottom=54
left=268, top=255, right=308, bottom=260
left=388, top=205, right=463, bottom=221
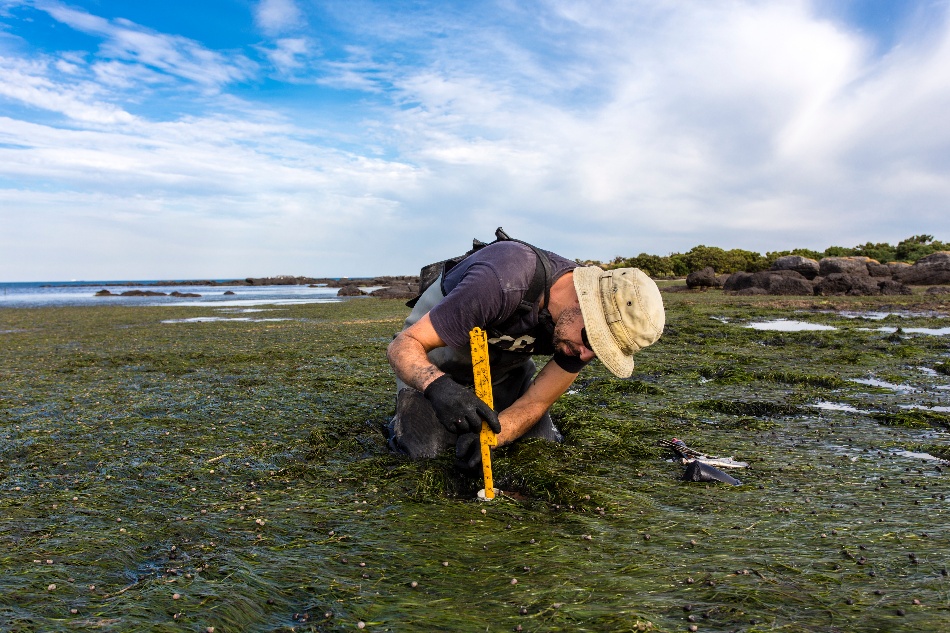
left=489, top=229, right=555, bottom=331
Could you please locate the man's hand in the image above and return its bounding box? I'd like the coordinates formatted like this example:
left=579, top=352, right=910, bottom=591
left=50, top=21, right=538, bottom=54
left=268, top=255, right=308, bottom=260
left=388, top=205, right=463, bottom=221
left=423, top=374, right=501, bottom=435
left=454, top=432, right=482, bottom=471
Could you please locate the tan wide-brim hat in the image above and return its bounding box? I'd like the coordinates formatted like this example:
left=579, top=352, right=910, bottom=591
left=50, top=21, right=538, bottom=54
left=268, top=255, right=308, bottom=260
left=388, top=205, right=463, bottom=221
left=573, top=266, right=665, bottom=378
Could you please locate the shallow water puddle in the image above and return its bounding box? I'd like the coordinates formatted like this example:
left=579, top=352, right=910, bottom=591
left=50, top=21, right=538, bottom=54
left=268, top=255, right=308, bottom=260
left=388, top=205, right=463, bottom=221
left=900, top=404, right=950, bottom=413
left=812, top=400, right=870, bottom=414
left=865, top=326, right=950, bottom=335
left=161, top=317, right=296, bottom=323
left=892, top=449, right=946, bottom=462
left=836, top=310, right=946, bottom=320
left=850, top=377, right=917, bottom=392
left=745, top=319, right=837, bottom=331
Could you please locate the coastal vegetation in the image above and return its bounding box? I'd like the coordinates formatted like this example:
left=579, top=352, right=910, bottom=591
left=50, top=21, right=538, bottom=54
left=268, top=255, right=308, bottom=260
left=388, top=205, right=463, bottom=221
left=584, top=234, right=949, bottom=277
left=1, top=288, right=949, bottom=632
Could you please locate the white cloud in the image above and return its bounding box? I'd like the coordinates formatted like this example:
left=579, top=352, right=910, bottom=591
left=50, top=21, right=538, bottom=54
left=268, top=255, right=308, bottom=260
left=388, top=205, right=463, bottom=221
left=260, top=37, right=313, bottom=75
left=0, top=55, right=136, bottom=123
left=3, top=0, right=950, bottom=280
left=36, top=1, right=256, bottom=88
left=255, top=0, right=305, bottom=36
left=364, top=0, right=950, bottom=257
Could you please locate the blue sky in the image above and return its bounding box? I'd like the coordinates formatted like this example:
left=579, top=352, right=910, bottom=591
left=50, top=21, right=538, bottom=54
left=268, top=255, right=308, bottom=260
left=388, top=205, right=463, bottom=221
left=1, top=0, right=949, bottom=280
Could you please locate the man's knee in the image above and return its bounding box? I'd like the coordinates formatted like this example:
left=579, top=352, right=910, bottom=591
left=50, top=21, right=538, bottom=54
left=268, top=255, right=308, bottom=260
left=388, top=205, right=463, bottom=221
left=388, top=388, right=455, bottom=460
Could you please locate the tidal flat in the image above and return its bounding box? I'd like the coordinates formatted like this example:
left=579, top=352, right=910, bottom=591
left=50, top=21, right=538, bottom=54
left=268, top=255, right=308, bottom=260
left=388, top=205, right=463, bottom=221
left=1, top=290, right=949, bottom=632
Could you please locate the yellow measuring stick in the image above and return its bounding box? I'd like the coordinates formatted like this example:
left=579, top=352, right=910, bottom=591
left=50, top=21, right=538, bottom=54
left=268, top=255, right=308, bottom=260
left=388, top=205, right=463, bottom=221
left=469, top=327, right=497, bottom=500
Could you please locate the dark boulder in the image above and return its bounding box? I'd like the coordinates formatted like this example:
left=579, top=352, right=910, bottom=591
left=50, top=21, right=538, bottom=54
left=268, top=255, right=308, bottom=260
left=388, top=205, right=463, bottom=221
left=895, top=251, right=950, bottom=285
left=722, top=271, right=753, bottom=292
left=756, top=270, right=815, bottom=295
left=724, top=270, right=813, bottom=295
left=887, top=261, right=912, bottom=277
left=818, top=257, right=871, bottom=277
left=686, top=267, right=720, bottom=289
left=866, top=261, right=892, bottom=277
left=170, top=291, right=201, bottom=297
left=878, top=280, right=913, bottom=296
left=223, top=290, right=235, bottom=295
left=95, top=289, right=114, bottom=296
left=119, top=290, right=167, bottom=297
left=815, top=273, right=880, bottom=296
left=771, top=255, right=820, bottom=280
left=337, top=284, right=365, bottom=297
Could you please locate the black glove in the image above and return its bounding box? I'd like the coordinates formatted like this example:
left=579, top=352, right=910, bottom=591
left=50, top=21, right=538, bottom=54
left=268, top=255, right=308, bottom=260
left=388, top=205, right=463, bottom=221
left=455, top=432, right=482, bottom=471
left=423, top=374, right=500, bottom=436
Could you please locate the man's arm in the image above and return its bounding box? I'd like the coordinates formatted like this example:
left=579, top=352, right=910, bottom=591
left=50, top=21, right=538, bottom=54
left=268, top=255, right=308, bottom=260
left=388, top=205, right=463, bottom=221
left=387, top=313, right=447, bottom=391
left=388, top=313, right=500, bottom=435
left=494, top=360, right=579, bottom=446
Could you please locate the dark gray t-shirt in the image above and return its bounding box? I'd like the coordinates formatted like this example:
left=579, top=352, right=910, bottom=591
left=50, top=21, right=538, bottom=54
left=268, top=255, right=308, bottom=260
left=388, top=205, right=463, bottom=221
left=428, top=241, right=588, bottom=373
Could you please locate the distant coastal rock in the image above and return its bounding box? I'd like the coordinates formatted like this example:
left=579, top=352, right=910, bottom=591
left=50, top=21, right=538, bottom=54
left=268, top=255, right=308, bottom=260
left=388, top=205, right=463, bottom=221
left=90, top=275, right=422, bottom=300
left=94, top=289, right=202, bottom=298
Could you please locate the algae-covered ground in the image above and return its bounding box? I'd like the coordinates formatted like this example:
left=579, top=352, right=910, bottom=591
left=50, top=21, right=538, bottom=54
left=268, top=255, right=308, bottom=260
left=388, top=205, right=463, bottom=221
left=1, top=290, right=949, bottom=632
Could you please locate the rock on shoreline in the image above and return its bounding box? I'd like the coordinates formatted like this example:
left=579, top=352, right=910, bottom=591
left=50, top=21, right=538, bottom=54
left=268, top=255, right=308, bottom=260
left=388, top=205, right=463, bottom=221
left=88, top=275, right=422, bottom=300
left=714, top=254, right=950, bottom=296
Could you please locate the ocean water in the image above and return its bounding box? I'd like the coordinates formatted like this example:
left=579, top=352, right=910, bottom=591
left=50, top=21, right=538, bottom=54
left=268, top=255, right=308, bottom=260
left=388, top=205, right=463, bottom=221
left=0, top=280, right=376, bottom=309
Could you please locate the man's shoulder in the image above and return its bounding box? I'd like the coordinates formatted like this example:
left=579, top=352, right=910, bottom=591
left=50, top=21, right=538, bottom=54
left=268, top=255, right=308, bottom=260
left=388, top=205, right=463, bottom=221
left=473, top=240, right=575, bottom=269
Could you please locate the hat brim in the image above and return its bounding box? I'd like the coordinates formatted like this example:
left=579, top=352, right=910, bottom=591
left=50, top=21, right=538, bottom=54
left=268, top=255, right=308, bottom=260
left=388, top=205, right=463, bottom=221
left=573, top=267, right=634, bottom=378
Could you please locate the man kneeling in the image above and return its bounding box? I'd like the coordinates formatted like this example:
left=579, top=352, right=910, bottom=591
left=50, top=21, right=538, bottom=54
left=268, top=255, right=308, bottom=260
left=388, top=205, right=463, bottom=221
left=387, top=236, right=665, bottom=470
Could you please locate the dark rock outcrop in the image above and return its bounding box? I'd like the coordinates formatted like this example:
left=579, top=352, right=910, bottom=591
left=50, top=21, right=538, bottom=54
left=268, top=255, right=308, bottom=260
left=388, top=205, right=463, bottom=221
left=815, top=274, right=879, bottom=296
left=815, top=274, right=911, bottom=296
left=866, top=262, right=892, bottom=277
left=723, top=270, right=814, bottom=295
left=170, top=291, right=201, bottom=297
left=818, top=257, right=872, bottom=277
left=771, top=255, right=820, bottom=280
left=895, top=251, right=950, bottom=285
left=887, top=261, right=912, bottom=277
left=119, top=290, right=167, bottom=297
left=878, top=280, right=913, bottom=296
left=686, top=267, right=720, bottom=289
left=337, top=284, right=365, bottom=297
left=223, top=291, right=235, bottom=295
left=722, top=271, right=753, bottom=292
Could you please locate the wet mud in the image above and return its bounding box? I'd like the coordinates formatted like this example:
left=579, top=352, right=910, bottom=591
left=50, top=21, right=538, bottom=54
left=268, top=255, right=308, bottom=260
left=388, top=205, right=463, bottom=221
left=1, top=290, right=949, bottom=632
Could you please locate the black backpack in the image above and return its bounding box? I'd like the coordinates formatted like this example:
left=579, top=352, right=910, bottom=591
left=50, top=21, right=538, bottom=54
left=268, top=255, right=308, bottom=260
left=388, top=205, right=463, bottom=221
left=406, top=228, right=555, bottom=326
